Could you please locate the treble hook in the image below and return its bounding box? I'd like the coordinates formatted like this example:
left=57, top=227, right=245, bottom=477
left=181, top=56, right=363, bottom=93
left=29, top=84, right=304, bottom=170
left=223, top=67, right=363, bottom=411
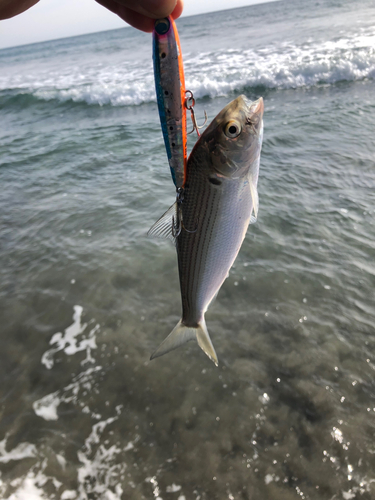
left=185, top=90, right=208, bottom=137
left=173, top=187, right=198, bottom=236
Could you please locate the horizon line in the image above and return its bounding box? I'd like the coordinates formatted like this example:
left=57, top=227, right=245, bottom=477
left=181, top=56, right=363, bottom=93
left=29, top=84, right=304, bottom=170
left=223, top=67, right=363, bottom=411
left=0, top=0, right=280, bottom=52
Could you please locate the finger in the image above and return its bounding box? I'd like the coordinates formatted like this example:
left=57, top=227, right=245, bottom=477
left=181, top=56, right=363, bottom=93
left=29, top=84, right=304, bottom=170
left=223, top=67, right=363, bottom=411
left=171, top=0, right=183, bottom=20
left=95, top=0, right=183, bottom=32
left=114, top=0, right=178, bottom=19
left=95, top=0, right=154, bottom=31
left=0, top=0, right=40, bottom=20
left=97, top=0, right=177, bottom=20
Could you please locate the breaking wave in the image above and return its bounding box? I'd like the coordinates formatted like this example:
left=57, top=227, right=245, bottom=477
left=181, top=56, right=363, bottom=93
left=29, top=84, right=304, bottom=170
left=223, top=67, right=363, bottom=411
left=1, top=30, right=374, bottom=108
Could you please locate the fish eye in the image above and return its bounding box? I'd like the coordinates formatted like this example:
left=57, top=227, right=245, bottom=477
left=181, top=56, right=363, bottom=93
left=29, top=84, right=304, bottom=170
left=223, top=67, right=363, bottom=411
left=224, top=121, right=241, bottom=139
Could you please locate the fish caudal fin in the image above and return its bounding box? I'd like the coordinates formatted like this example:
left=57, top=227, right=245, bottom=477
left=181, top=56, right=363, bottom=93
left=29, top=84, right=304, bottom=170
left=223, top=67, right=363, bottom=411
left=150, top=319, right=218, bottom=366
left=196, top=319, right=219, bottom=366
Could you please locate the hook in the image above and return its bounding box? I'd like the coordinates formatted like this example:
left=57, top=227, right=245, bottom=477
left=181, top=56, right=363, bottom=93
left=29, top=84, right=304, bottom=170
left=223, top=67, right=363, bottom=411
left=172, top=214, right=182, bottom=238
left=172, top=188, right=184, bottom=238
left=173, top=187, right=198, bottom=236
left=185, top=90, right=208, bottom=137
left=181, top=218, right=199, bottom=234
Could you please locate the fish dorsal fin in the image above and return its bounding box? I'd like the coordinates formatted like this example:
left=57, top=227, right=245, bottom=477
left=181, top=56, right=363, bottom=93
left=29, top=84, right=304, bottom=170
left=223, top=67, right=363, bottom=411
left=249, top=174, right=259, bottom=220
left=147, top=202, right=178, bottom=242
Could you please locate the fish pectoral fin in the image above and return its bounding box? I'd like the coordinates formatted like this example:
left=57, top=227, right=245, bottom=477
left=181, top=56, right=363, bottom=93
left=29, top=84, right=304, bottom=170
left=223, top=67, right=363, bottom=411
left=249, top=175, right=259, bottom=220
left=147, top=202, right=178, bottom=242
left=249, top=214, right=257, bottom=224
left=150, top=319, right=218, bottom=367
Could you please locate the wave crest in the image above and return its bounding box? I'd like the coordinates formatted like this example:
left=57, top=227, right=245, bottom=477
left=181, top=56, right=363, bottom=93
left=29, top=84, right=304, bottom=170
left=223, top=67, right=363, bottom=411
left=1, top=30, right=374, bottom=107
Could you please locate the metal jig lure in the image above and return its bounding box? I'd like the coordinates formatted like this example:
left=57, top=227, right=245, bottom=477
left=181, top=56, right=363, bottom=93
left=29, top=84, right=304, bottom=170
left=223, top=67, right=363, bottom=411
left=153, top=18, right=208, bottom=188
left=153, top=16, right=187, bottom=189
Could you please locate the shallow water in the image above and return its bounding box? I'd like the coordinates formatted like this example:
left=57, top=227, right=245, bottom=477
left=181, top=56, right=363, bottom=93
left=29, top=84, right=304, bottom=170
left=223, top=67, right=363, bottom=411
left=1, top=0, right=375, bottom=498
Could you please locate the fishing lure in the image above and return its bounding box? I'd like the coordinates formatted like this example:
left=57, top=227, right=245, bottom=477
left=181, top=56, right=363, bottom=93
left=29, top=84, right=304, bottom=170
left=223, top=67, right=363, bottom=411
left=153, top=16, right=187, bottom=189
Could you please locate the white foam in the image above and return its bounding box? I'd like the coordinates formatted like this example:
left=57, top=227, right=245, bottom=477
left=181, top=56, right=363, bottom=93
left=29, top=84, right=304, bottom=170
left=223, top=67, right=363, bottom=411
left=76, top=416, right=125, bottom=500
left=56, top=454, right=67, bottom=469
left=5, top=302, right=126, bottom=500
left=343, top=492, right=356, bottom=500
left=33, top=366, right=102, bottom=421
left=264, top=474, right=274, bottom=484
left=61, top=491, right=77, bottom=499
left=331, top=427, right=343, bottom=444
left=184, top=30, right=375, bottom=98
left=33, top=391, right=60, bottom=421
left=5, top=476, right=45, bottom=500
left=41, top=305, right=98, bottom=369
left=3, top=462, right=73, bottom=500
left=30, top=386, right=125, bottom=499
left=1, top=29, right=374, bottom=106
left=166, top=484, right=181, bottom=493
left=0, top=438, right=37, bottom=463
left=259, top=393, right=270, bottom=404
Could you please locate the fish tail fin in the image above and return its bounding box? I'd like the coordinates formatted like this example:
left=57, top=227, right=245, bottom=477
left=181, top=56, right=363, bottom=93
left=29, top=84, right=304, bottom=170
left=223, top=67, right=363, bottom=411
left=150, top=319, right=218, bottom=366
left=196, top=318, right=218, bottom=366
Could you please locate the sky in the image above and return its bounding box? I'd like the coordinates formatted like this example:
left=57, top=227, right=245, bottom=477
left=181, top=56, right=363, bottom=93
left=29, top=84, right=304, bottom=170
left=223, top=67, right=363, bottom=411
left=0, top=0, right=272, bottom=49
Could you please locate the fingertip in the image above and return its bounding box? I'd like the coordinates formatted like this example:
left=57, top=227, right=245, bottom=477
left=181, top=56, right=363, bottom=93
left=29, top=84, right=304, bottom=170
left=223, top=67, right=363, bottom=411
left=123, top=0, right=184, bottom=32
left=95, top=0, right=184, bottom=33
left=171, top=0, right=183, bottom=20
left=137, top=0, right=178, bottom=19
left=116, top=5, right=156, bottom=32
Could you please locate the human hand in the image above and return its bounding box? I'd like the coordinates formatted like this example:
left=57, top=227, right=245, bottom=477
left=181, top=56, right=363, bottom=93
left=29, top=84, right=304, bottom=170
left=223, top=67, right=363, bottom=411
left=95, top=0, right=184, bottom=32
left=0, top=0, right=39, bottom=20
left=0, top=0, right=183, bottom=30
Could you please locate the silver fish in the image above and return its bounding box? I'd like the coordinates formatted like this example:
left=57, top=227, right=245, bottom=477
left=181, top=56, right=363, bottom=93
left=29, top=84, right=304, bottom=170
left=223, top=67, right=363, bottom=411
left=149, top=95, right=264, bottom=365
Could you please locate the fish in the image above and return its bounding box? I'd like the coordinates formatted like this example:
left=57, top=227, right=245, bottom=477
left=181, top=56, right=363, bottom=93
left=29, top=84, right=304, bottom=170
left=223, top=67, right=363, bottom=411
left=153, top=16, right=187, bottom=189
left=148, top=95, right=264, bottom=366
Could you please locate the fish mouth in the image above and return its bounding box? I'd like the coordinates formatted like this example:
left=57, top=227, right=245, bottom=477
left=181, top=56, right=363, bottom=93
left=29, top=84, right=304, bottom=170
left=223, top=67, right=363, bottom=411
left=250, top=97, right=264, bottom=117
left=236, top=95, right=264, bottom=119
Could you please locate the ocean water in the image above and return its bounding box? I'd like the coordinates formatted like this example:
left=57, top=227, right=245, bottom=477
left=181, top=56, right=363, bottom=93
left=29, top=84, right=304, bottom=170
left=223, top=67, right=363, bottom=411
left=1, top=0, right=375, bottom=498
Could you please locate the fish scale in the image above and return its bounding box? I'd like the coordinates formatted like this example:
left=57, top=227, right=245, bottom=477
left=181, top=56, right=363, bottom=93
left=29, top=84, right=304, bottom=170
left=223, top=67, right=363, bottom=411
left=178, top=159, right=253, bottom=326
left=149, top=95, right=264, bottom=365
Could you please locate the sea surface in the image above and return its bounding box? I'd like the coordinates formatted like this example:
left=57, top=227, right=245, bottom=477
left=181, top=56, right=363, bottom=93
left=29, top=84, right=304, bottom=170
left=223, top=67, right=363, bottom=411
left=1, top=0, right=375, bottom=498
